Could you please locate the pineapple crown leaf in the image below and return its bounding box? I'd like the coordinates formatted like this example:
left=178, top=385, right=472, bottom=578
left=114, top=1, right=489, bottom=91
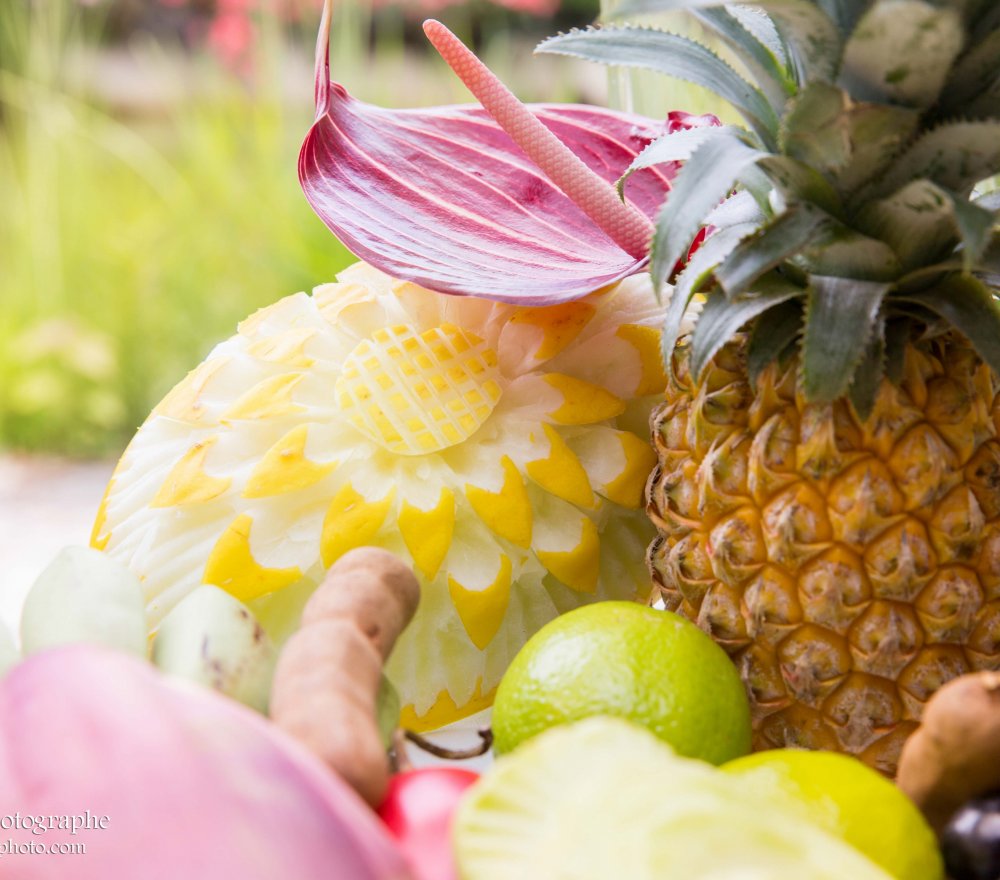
left=617, top=125, right=739, bottom=198
left=689, top=275, right=804, bottom=380
left=883, top=315, right=911, bottom=384
left=857, top=180, right=997, bottom=273
left=800, top=276, right=890, bottom=402
left=815, top=0, right=871, bottom=33
left=839, top=1, right=964, bottom=109
left=846, top=307, right=886, bottom=420
left=716, top=202, right=835, bottom=297
left=868, top=120, right=1000, bottom=200
left=938, top=27, right=1000, bottom=113
left=610, top=0, right=842, bottom=84
left=747, top=297, right=804, bottom=383
left=689, top=7, right=795, bottom=109
left=650, top=127, right=765, bottom=289
left=897, top=275, right=1000, bottom=377
left=536, top=26, right=779, bottom=147
left=660, top=219, right=764, bottom=380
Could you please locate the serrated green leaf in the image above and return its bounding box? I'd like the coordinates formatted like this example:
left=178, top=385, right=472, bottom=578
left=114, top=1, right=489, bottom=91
left=876, top=122, right=1000, bottom=199
left=649, top=129, right=765, bottom=289
left=951, top=195, right=997, bottom=271
left=691, top=8, right=794, bottom=109
left=815, top=0, right=871, bottom=33
left=781, top=82, right=851, bottom=173
left=755, top=155, right=845, bottom=216
left=690, top=274, right=804, bottom=380
left=840, top=1, right=964, bottom=108
left=802, top=276, right=890, bottom=401
left=898, top=274, right=1000, bottom=376
left=660, top=220, right=763, bottom=373
left=940, top=28, right=1000, bottom=113
left=884, top=316, right=911, bottom=383
left=617, top=126, right=738, bottom=196
left=836, top=103, right=921, bottom=195
left=728, top=5, right=788, bottom=64
left=800, top=227, right=902, bottom=280
left=747, top=298, right=803, bottom=382
left=962, top=81, right=1000, bottom=121
left=847, top=310, right=886, bottom=420
left=972, top=2, right=1000, bottom=42
left=758, top=2, right=841, bottom=84
left=858, top=180, right=987, bottom=272
left=706, top=190, right=767, bottom=227
left=606, top=0, right=840, bottom=84
left=716, top=203, right=835, bottom=297
left=537, top=27, right=778, bottom=146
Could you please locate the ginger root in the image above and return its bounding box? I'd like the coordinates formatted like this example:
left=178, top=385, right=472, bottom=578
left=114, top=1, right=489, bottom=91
left=270, top=548, right=420, bottom=807
left=896, top=670, right=1000, bottom=834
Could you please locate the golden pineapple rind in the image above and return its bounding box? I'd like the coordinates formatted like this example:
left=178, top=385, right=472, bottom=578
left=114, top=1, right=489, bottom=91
left=648, top=331, right=1000, bottom=775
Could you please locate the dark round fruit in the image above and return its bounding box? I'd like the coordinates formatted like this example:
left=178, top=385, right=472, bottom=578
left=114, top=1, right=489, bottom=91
left=941, top=793, right=1000, bottom=880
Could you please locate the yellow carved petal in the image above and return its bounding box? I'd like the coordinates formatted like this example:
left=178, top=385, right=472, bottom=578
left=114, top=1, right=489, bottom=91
left=204, top=514, right=303, bottom=603
left=400, top=679, right=497, bottom=733
left=245, top=328, right=317, bottom=368
left=465, top=456, right=532, bottom=548
left=221, top=373, right=305, bottom=421
left=448, top=554, right=512, bottom=651
left=151, top=436, right=231, bottom=508
left=321, top=484, right=395, bottom=567
left=153, top=357, right=229, bottom=422
left=526, top=424, right=594, bottom=508
left=243, top=425, right=337, bottom=499
left=89, top=477, right=115, bottom=551
left=544, top=373, right=625, bottom=425
left=398, top=489, right=455, bottom=580
left=617, top=324, right=668, bottom=396
left=510, top=301, right=595, bottom=361
left=536, top=517, right=600, bottom=593
left=603, top=430, right=658, bottom=508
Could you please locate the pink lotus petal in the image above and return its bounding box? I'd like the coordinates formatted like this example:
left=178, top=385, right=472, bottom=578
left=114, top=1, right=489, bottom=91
left=299, top=6, right=676, bottom=303
left=0, top=647, right=412, bottom=880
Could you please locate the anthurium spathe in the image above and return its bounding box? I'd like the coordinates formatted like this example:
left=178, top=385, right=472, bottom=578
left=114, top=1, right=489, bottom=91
left=0, top=646, right=412, bottom=880
left=299, top=0, right=715, bottom=303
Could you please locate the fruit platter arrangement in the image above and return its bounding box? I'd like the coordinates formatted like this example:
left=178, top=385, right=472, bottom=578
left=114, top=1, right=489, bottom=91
left=5, top=0, right=1000, bottom=877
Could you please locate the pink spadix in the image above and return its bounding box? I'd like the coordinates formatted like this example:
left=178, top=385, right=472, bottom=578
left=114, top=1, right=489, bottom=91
left=423, top=20, right=654, bottom=261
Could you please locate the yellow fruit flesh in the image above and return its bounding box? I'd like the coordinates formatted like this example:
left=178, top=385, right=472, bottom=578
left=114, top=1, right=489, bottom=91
left=647, top=332, right=1000, bottom=774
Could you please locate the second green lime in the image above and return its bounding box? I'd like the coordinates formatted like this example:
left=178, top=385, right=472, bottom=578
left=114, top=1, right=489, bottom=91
left=491, top=601, right=751, bottom=763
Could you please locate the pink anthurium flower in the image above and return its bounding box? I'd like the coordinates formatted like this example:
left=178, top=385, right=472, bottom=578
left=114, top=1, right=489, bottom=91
left=299, top=0, right=716, bottom=303
left=0, top=646, right=412, bottom=880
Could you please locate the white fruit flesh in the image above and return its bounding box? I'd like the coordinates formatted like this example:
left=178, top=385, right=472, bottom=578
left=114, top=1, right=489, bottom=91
left=20, top=546, right=146, bottom=658
left=455, top=717, right=894, bottom=880
left=152, top=585, right=276, bottom=712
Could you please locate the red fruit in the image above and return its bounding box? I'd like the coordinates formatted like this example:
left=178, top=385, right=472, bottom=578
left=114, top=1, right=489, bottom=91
left=378, top=768, right=479, bottom=880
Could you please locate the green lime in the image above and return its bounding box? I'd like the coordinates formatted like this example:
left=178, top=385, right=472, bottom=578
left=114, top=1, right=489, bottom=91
left=491, top=601, right=751, bottom=763
left=455, top=717, right=895, bottom=880
left=723, top=750, right=943, bottom=880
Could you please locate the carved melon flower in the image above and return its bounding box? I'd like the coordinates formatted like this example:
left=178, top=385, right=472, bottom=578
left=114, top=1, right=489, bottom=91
left=94, top=261, right=683, bottom=725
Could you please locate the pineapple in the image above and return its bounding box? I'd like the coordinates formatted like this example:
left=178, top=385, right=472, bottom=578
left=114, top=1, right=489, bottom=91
left=540, top=0, right=1000, bottom=772
left=93, top=262, right=675, bottom=729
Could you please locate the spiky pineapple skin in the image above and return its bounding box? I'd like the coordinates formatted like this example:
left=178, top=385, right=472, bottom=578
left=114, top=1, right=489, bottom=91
left=647, top=330, right=1000, bottom=775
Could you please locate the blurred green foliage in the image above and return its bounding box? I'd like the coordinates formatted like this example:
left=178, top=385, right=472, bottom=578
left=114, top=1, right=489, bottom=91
left=0, top=0, right=602, bottom=458
left=0, top=2, right=355, bottom=456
